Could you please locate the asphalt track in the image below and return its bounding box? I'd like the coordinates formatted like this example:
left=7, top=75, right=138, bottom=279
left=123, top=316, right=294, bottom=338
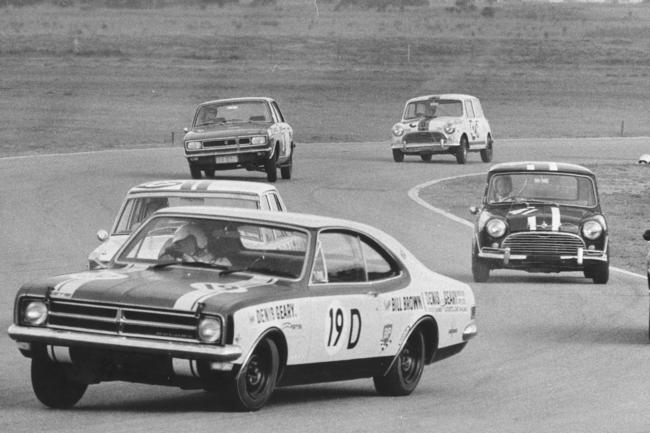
left=1, top=137, right=649, bottom=433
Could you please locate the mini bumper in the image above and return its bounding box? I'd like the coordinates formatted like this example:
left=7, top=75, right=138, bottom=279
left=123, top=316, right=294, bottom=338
left=478, top=246, right=608, bottom=265
left=8, top=325, right=242, bottom=362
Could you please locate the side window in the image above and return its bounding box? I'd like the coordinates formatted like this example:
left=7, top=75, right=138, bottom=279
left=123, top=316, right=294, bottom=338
left=465, top=101, right=476, bottom=118
left=266, top=193, right=283, bottom=211
left=360, top=238, right=400, bottom=281
left=260, top=195, right=271, bottom=211
left=312, top=232, right=365, bottom=283
left=272, top=102, right=285, bottom=123
left=474, top=100, right=484, bottom=118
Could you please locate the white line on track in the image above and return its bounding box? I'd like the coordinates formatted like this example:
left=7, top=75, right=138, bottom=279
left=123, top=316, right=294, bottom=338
left=408, top=172, right=647, bottom=280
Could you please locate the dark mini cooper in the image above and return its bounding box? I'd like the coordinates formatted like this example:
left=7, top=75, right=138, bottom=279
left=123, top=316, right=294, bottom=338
left=470, top=162, right=609, bottom=283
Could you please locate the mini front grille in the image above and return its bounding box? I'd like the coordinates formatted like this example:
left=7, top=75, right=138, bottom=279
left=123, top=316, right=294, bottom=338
left=47, top=301, right=199, bottom=342
left=502, top=232, right=585, bottom=256
left=404, top=132, right=445, bottom=144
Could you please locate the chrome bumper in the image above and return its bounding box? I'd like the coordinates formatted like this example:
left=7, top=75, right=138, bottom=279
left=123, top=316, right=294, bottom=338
left=8, top=325, right=242, bottom=362
left=478, top=247, right=608, bottom=265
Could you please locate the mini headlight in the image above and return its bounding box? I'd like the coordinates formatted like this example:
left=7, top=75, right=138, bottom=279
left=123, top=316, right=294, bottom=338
left=486, top=218, right=507, bottom=238
left=251, top=136, right=268, bottom=145
left=582, top=220, right=603, bottom=240
left=392, top=124, right=405, bottom=137
left=24, top=300, right=48, bottom=326
left=444, top=123, right=456, bottom=134
left=186, top=141, right=202, bottom=150
left=197, top=316, right=222, bottom=343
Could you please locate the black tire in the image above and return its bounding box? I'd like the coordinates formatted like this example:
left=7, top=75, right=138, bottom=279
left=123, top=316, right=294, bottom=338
left=472, top=243, right=490, bottom=282
left=204, top=168, right=215, bottom=178
left=392, top=149, right=404, bottom=162
left=589, top=260, right=609, bottom=284
left=373, top=329, right=425, bottom=396
left=266, top=151, right=278, bottom=183
left=225, top=338, right=279, bottom=411
left=455, top=136, right=468, bottom=164
left=420, top=154, right=432, bottom=162
left=280, top=151, right=293, bottom=180
left=189, top=163, right=202, bottom=179
left=480, top=135, right=493, bottom=163
left=31, top=357, right=87, bottom=409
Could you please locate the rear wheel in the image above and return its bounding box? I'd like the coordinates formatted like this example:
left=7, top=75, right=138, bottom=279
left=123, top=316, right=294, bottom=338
left=392, top=149, right=404, bottom=162
left=280, top=150, right=293, bottom=180
left=420, top=154, right=432, bottom=162
left=31, top=357, right=87, bottom=409
left=189, top=163, right=201, bottom=179
left=480, top=135, right=493, bottom=163
left=373, top=329, right=425, bottom=396
left=266, top=151, right=278, bottom=183
left=455, top=136, right=468, bottom=164
left=224, top=338, right=279, bottom=411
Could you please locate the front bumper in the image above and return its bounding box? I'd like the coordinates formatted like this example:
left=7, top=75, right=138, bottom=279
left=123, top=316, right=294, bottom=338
left=478, top=246, right=608, bottom=267
left=8, top=324, right=242, bottom=362
left=391, top=133, right=457, bottom=154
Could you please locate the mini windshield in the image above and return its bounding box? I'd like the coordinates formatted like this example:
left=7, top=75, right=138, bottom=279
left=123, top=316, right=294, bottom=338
left=487, top=173, right=597, bottom=207
left=194, top=101, right=272, bottom=126
left=116, top=216, right=308, bottom=279
left=403, top=99, right=462, bottom=120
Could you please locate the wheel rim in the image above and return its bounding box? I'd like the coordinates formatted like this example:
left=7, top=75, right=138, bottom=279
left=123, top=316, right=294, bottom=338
left=399, top=339, right=422, bottom=384
left=245, top=353, right=269, bottom=398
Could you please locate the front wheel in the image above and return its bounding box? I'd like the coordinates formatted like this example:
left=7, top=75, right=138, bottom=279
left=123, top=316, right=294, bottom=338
left=204, top=168, right=215, bottom=178
left=420, top=153, right=432, bottom=162
left=266, top=152, right=278, bottom=183
left=224, top=338, right=280, bottom=411
left=480, top=135, right=493, bottom=163
left=373, top=329, right=425, bottom=396
left=588, top=260, right=609, bottom=284
left=455, top=136, right=468, bottom=164
left=31, top=357, right=87, bottom=409
left=392, top=149, right=404, bottom=162
left=472, top=247, right=490, bottom=282
left=189, top=163, right=201, bottom=179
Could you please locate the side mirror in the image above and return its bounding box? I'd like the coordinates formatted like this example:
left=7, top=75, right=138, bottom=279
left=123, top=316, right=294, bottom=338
left=643, top=229, right=650, bottom=241
left=469, top=206, right=479, bottom=215
left=183, top=127, right=189, bottom=133
left=96, top=229, right=109, bottom=242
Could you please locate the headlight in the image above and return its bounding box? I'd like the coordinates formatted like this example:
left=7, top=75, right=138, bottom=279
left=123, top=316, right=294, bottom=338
left=392, top=124, right=405, bottom=137
left=197, top=316, right=222, bottom=343
left=486, top=218, right=507, bottom=238
left=23, top=300, right=48, bottom=326
left=444, top=123, right=456, bottom=134
left=186, top=141, right=202, bottom=150
left=582, top=220, right=603, bottom=240
left=251, top=136, right=268, bottom=145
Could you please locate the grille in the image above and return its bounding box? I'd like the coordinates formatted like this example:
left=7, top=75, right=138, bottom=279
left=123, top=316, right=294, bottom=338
left=404, top=132, right=445, bottom=144
left=47, top=300, right=199, bottom=342
left=502, top=232, right=585, bottom=256
left=203, top=137, right=251, bottom=147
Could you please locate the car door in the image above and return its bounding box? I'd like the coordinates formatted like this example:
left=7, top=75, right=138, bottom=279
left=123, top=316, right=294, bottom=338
left=464, top=100, right=480, bottom=145
left=305, top=230, right=383, bottom=365
left=473, top=99, right=491, bottom=144
left=271, top=101, right=292, bottom=160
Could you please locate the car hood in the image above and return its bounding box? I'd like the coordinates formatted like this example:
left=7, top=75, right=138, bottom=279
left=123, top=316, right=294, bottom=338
left=487, top=203, right=597, bottom=233
left=20, top=266, right=293, bottom=314
left=184, top=123, right=271, bottom=140
left=401, top=116, right=459, bottom=131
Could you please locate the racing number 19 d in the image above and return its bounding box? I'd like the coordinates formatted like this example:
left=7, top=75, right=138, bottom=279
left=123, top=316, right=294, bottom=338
left=327, top=307, right=361, bottom=350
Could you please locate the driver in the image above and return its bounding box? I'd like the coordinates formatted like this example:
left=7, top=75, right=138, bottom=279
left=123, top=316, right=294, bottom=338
left=493, top=175, right=513, bottom=202
left=159, top=223, right=216, bottom=263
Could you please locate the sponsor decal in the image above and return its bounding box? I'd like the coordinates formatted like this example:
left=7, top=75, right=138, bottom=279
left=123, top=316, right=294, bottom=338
left=380, top=324, right=393, bottom=351
left=51, top=271, right=128, bottom=299
left=442, top=290, right=468, bottom=312
left=255, top=303, right=297, bottom=324
left=282, top=322, right=302, bottom=331
left=174, top=276, right=276, bottom=310
left=389, top=295, right=424, bottom=312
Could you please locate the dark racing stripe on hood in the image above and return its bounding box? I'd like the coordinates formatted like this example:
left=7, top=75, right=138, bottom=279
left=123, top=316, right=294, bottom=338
left=491, top=204, right=596, bottom=233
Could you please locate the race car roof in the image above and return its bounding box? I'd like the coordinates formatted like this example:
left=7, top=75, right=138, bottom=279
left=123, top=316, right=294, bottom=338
left=127, top=180, right=279, bottom=196
left=487, top=161, right=595, bottom=177
left=405, top=93, right=477, bottom=103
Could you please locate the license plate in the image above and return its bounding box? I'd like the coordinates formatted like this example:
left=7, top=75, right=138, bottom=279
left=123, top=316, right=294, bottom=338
left=215, top=155, right=238, bottom=164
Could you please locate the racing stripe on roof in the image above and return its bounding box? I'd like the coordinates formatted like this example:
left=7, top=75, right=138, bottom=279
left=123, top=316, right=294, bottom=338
left=549, top=162, right=558, bottom=171
left=180, top=181, right=195, bottom=191
left=196, top=180, right=212, bottom=191
left=526, top=164, right=535, bottom=170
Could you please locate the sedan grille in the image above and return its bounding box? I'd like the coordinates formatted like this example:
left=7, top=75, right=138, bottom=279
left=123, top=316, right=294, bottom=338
left=502, top=232, right=585, bottom=256
left=47, top=301, right=199, bottom=342
left=404, top=131, right=446, bottom=144
left=203, top=137, right=251, bottom=147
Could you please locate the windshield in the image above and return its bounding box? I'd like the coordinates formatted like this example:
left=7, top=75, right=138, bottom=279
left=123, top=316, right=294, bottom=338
left=116, top=215, right=308, bottom=279
left=194, top=101, right=272, bottom=126
left=114, top=195, right=259, bottom=235
left=403, top=99, right=462, bottom=120
left=487, top=173, right=597, bottom=207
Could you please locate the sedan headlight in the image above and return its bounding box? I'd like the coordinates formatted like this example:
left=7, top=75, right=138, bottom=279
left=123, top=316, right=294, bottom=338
left=392, top=124, right=405, bottom=137
left=251, top=136, right=268, bottom=145
left=186, top=141, right=202, bottom=150
left=444, top=123, right=456, bottom=134
left=486, top=218, right=507, bottom=238
left=23, top=300, right=48, bottom=326
left=582, top=220, right=603, bottom=240
left=197, top=316, right=222, bottom=344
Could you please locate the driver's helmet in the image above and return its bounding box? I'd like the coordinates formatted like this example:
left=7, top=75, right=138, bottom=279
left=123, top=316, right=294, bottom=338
left=171, top=223, right=208, bottom=250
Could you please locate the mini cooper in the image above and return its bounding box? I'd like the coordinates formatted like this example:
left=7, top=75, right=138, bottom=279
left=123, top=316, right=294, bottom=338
left=391, top=93, right=493, bottom=165
left=9, top=207, right=476, bottom=411
left=470, top=162, right=609, bottom=283
left=183, top=97, right=295, bottom=182
left=88, top=179, right=286, bottom=270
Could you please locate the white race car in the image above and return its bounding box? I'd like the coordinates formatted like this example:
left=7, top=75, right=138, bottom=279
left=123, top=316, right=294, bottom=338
left=88, top=179, right=286, bottom=269
left=10, top=207, right=477, bottom=411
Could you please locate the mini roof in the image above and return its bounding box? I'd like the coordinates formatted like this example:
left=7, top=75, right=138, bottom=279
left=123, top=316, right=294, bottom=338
left=488, top=161, right=595, bottom=176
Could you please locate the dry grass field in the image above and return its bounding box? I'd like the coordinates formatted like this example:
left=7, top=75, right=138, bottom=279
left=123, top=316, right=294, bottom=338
left=0, top=0, right=649, bottom=155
